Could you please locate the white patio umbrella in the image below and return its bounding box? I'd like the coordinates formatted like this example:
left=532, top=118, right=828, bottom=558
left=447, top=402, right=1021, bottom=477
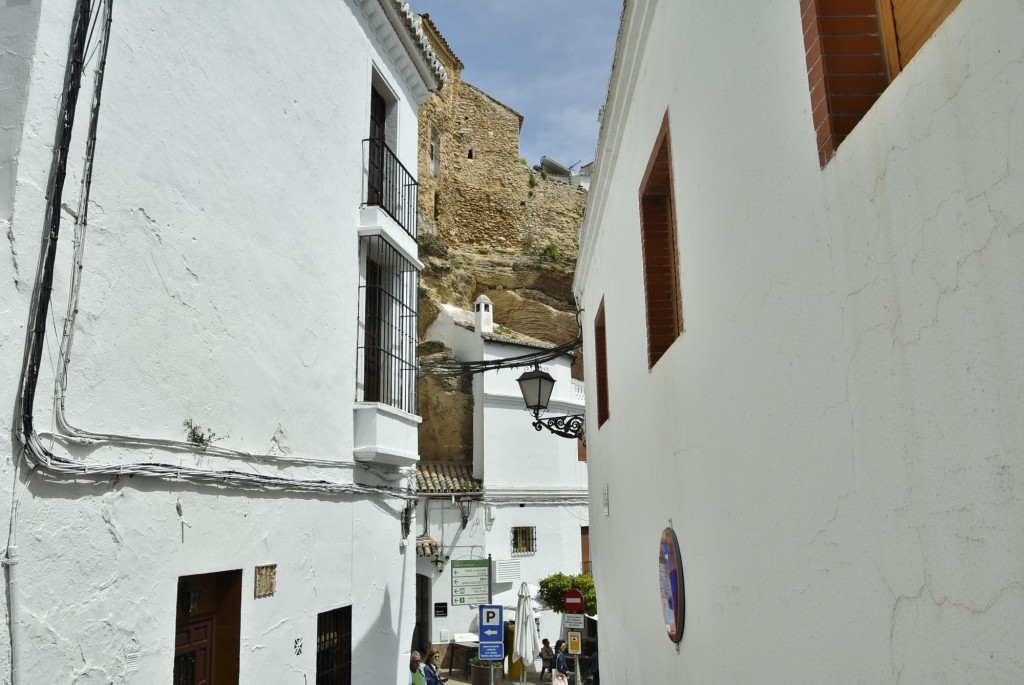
left=512, top=582, right=541, bottom=684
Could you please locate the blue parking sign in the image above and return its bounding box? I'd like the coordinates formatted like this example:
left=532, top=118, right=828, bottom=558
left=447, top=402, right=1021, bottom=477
left=478, top=604, right=504, bottom=661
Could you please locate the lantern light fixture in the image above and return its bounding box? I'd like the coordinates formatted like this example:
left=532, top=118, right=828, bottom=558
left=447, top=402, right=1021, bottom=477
left=516, top=365, right=585, bottom=440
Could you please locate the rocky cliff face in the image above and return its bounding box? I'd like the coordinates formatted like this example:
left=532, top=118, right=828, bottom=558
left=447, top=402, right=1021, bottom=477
left=416, top=15, right=585, bottom=463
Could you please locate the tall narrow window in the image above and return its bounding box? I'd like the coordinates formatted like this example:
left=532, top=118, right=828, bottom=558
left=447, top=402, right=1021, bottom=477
left=878, top=0, right=961, bottom=78
left=359, top=235, right=418, bottom=414
left=430, top=128, right=441, bottom=177
left=317, top=606, right=352, bottom=685
left=581, top=526, right=591, bottom=575
left=594, top=299, right=609, bottom=427
left=367, top=87, right=387, bottom=207
left=803, top=0, right=961, bottom=165
left=639, top=114, right=683, bottom=369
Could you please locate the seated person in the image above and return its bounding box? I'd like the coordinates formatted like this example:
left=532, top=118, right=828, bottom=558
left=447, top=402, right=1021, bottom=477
left=539, top=639, right=555, bottom=680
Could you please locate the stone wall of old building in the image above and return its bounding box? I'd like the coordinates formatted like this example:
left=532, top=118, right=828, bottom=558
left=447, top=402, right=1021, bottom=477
left=415, top=15, right=586, bottom=463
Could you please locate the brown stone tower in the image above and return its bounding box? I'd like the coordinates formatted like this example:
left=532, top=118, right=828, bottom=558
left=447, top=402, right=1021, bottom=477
left=414, top=15, right=587, bottom=463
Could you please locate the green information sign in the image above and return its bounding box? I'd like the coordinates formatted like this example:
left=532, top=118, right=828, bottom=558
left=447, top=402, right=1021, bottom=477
left=451, top=559, right=489, bottom=605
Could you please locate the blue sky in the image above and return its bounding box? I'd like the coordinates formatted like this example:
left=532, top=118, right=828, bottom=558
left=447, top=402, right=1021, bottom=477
left=411, top=0, right=622, bottom=169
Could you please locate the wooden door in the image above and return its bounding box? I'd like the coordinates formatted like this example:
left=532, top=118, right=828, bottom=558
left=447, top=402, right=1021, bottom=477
left=368, top=88, right=387, bottom=205
left=174, top=616, right=214, bottom=685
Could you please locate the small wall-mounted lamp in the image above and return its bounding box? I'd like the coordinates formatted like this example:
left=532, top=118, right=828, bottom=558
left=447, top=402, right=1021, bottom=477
left=433, top=554, right=448, bottom=572
left=516, top=365, right=584, bottom=440
left=180, top=584, right=201, bottom=616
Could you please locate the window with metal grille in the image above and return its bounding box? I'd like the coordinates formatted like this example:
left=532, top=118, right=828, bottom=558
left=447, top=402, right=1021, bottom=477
left=316, top=606, right=352, bottom=685
left=511, top=526, right=537, bottom=555
left=639, top=114, right=683, bottom=369
left=358, top=235, right=417, bottom=414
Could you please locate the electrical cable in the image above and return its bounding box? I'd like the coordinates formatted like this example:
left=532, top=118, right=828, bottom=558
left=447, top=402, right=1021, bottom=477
left=418, top=329, right=582, bottom=378
left=14, top=0, right=416, bottom=505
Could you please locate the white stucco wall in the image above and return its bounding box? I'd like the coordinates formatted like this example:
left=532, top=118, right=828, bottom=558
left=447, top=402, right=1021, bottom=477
left=484, top=502, right=589, bottom=647
left=576, top=0, right=1024, bottom=683
left=416, top=500, right=487, bottom=644
left=417, top=498, right=588, bottom=666
left=419, top=314, right=589, bottom=668
left=0, top=1, right=432, bottom=682
left=480, top=353, right=585, bottom=491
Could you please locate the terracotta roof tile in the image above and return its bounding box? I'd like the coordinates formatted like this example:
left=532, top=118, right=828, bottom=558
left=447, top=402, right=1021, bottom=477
left=416, top=536, right=440, bottom=557
left=416, top=462, right=481, bottom=494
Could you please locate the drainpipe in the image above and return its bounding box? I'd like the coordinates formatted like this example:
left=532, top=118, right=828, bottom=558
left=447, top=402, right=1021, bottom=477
left=4, top=541, right=20, bottom=684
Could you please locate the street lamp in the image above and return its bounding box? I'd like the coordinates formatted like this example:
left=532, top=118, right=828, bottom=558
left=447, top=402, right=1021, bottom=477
left=516, top=365, right=585, bottom=440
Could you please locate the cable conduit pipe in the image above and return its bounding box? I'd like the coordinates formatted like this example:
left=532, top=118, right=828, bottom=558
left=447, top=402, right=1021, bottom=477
left=13, top=0, right=414, bottom=502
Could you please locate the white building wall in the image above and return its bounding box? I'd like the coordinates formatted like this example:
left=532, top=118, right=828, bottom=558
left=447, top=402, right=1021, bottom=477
left=576, top=1, right=1024, bottom=684
left=0, top=1, right=434, bottom=682
left=416, top=500, right=488, bottom=644
left=484, top=503, right=589, bottom=645
left=480, top=356, right=585, bottom=491
left=419, top=316, right=590, bottom=666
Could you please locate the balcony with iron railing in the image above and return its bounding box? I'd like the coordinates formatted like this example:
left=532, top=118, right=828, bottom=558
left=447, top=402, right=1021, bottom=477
left=363, top=138, right=418, bottom=239
left=354, top=141, right=422, bottom=468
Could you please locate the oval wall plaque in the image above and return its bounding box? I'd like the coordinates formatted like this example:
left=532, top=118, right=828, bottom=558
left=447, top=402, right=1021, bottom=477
left=658, top=527, right=685, bottom=642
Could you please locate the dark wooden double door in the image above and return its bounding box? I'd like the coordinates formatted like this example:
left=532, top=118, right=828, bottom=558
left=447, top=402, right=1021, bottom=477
left=174, top=616, right=213, bottom=685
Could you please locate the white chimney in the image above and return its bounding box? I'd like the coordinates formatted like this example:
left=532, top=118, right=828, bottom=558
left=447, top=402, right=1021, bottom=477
left=474, top=295, right=494, bottom=334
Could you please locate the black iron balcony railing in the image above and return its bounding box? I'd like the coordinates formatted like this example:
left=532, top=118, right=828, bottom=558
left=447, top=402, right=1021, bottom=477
left=364, top=138, right=418, bottom=239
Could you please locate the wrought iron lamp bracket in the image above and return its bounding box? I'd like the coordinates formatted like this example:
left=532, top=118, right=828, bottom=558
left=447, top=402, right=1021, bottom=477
left=531, top=414, right=585, bottom=440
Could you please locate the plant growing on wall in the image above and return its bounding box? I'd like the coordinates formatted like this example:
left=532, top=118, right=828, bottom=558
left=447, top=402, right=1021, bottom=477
left=183, top=419, right=220, bottom=449
left=537, top=572, right=597, bottom=615
left=529, top=173, right=538, bottom=188
left=522, top=228, right=538, bottom=251
left=418, top=233, right=450, bottom=259
left=540, top=243, right=561, bottom=261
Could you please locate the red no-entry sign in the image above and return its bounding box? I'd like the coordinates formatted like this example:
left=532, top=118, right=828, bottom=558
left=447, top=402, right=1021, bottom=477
left=563, top=588, right=585, bottom=613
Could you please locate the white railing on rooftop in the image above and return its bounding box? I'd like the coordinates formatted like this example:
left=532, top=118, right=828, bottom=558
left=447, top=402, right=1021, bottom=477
left=571, top=379, right=586, bottom=402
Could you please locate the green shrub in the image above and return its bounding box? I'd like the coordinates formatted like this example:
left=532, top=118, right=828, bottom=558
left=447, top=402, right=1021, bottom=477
left=418, top=233, right=449, bottom=258
left=537, top=572, right=597, bottom=615
left=540, top=243, right=561, bottom=261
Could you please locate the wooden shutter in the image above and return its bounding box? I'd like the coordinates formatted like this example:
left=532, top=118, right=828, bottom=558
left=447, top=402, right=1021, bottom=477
left=638, top=114, right=684, bottom=368
left=879, top=0, right=961, bottom=77
left=595, top=300, right=610, bottom=427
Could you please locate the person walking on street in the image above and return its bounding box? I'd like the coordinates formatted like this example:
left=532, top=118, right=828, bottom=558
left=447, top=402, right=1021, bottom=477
left=555, top=640, right=574, bottom=684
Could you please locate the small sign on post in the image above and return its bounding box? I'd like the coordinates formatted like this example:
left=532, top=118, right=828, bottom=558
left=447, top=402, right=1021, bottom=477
left=562, top=588, right=585, bottom=613
left=452, top=559, right=490, bottom=606
left=564, top=613, right=585, bottom=629
left=478, top=604, right=504, bottom=661
left=567, top=631, right=581, bottom=655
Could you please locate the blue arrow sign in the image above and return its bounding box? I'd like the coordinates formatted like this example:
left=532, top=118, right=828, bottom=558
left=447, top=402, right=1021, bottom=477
left=478, top=605, right=504, bottom=661
left=479, top=605, right=502, bottom=640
